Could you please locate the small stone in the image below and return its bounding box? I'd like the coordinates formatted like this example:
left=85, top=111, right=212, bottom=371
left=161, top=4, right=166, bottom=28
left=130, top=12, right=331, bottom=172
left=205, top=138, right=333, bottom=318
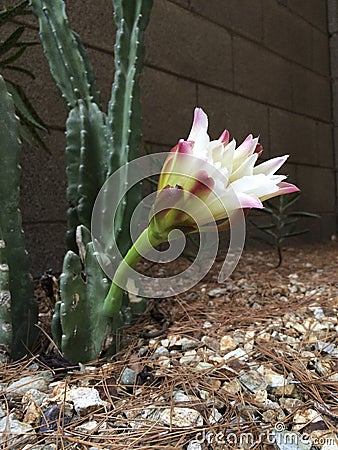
left=23, top=400, right=41, bottom=424
left=68, top=387, right=108, bottom=416
left=239, top=370, right=267, bottom=393
left=173, top=391, right=191, bottom=403
left=262, top=409, right=279, bottom=423
left=0, top=413, right=35, bottom=446
left=258, top=366, right=286, bottom=387
left=221, top=379, right=241, bottom=395
left=39, top=405, right=72, bottom=432
left=201, top=335, right=220, bottom=352
left=208, top=407, right=222, bottom=424
left=317, top=341, right=336, bottom=354
left=177, top=337, right=199, bottom=352
left=22, top=389, right=48, bottom=406
left=275, top=384, right=296, bottom=396
left=161, top=338, right=169, bottom=347
left=223, top=347, right=248, bottom=362
left=208, top=288, right=227, bottom=297
left=314, top=359, right=333, bottom=376
left=194, top=362, right=214, bottom=371
left=220, top=335, right=237, bottom=352
left=293, top=409, right=323, bottom=431
left=0, top=404, right=5, bottom=419
left=159, top=407, right=203, bottom=427
left=75, top=420, right=98, bottom=434
left=254, top=389, right=268, bottom=403
left=7, top=373, right=52, bottom=397
left=120, top=367, right=137, bottom=386
left=153, top=346, right=169, bottom=357
left=180, top=350, right=200, bottom=365
left=280, top=398, right=304, bottom=413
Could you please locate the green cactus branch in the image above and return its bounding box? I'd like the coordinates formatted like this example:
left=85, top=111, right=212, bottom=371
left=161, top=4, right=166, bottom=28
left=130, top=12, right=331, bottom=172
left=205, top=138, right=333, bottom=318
left=29, top=0, right=100, bottom=109
left=0, top=74, right=37, bottom=359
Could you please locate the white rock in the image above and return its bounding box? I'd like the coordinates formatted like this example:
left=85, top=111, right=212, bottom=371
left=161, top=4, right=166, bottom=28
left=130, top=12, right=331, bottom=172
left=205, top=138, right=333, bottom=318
left=258, top=366, right=286, bottom=387
left=208, top=407, right=222, bottom=424
left=293, top=409, right=323, bottom=429
left=22, top=388, right=49, bottom=406
left=223, top=347, right=248, bottom=362
left=159, top=407, right=203, bottom=427
left=180, top=350, right=200, bottom=365
left=68, top=387, right=108, bottom=416
left=0, top=413, right=35, bottom=446
left=176, top=337, right=199, bottom=352
left=239, top=370, right=267, bottom=393
left=7, top=373, right=52, bottom=397
left=75, top=420, right=98, bottom=434
left=194, top=362, right=214, bottom=371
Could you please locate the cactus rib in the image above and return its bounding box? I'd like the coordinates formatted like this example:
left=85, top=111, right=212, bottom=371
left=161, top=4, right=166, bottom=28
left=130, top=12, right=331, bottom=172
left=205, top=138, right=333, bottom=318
left=0, top=74, right=37, bottom=359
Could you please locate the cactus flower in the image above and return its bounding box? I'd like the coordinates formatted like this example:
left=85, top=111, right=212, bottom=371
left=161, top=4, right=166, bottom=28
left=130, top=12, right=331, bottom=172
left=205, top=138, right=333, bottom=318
left=102, top=108, right=299, bottom=316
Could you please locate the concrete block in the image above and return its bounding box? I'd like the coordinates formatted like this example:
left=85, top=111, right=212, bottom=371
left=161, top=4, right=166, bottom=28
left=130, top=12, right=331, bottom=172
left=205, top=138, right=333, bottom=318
left=141, top=66, right=198, bottom=145
left=20, top=131, right=67, bottom=223
left=316, top=122, right=334, bottom=167
left=287, top=0, right=328, bottom=32
left=328, top=0, right=338, bottom=34
left=312, top=29, right=330, bottom=75
left=262, top=0, right=313, bottom=68
left=190, top=0, right=264, bottom=42
left=269, top=108, right=317, bottom=164
left=24, top=222, right=67, bottom=276
left=330, top=33, right=338, bottom=78
left=291, top=65, right=331, bottom=121
left=67, top=0, right=116, bottom=52
left=333, top=80, right=338, bottom=124
left=197, top=84, right=269, bottom=153
left=335, top=126, right=338, bottom=168
left=169, top=0, right=190, bottom=7
left=296, top=166, right=336, bottom=213
left=233, top=36, right=292, bottom=109
left=146, top=0, right=233, bottom=90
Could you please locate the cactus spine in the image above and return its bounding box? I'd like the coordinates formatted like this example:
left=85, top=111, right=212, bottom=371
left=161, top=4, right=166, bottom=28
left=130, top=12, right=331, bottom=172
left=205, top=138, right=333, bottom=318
left=0, top=75, right=37, bottom=359
left=31, top=0, right=152, bottom=362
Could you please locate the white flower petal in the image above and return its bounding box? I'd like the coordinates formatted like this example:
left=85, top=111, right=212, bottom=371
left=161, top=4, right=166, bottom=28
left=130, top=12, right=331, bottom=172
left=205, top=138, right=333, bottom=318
left=253, top=155, right=289, bottom=176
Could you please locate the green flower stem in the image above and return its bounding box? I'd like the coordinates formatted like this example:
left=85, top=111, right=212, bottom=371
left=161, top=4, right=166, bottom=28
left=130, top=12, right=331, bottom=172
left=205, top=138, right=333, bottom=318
left=102, top=226, right=164, bottom=317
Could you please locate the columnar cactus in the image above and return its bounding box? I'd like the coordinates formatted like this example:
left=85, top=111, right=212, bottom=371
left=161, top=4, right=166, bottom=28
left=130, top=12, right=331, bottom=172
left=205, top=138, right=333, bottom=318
left=31, top=0, right=152, bottom=362
left=0, top=74, right=38, bottom=359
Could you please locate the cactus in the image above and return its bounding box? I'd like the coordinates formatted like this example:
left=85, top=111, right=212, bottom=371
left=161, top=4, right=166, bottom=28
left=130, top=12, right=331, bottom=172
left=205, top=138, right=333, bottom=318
left=52, top=225, right=114, bottom=362
left=105, top=0, right=153, bottom=257
left=31, top=0, right=152, bottom=361
left=0, top=74, right=38, bottom=359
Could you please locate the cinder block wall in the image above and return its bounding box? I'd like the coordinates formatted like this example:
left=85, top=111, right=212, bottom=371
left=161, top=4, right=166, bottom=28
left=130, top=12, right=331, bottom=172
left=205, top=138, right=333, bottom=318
left=3, top=0, right=337, bottom=274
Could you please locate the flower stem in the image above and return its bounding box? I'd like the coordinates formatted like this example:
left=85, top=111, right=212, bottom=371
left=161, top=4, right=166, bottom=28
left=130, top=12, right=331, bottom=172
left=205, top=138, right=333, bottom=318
left=102, top=227, right=164, bottom=317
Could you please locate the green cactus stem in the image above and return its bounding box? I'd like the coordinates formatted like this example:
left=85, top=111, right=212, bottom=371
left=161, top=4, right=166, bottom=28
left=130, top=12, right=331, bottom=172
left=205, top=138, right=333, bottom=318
left=52, top=225, right=112, bottom=362
left=105, top=0, right=153, bottom=259
left=65, top=101, right=107, bottom=250
left=0, top=74, right=37, bottom=359
left=29, top=0, right=100, bottom=109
